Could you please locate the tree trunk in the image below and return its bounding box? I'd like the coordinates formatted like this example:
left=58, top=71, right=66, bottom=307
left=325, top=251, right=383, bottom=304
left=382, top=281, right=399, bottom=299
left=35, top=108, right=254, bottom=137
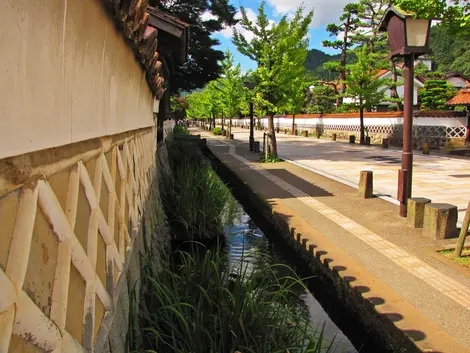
left=221, top=113, right=224, bottom=132
left=229, top=117, right=232, bottom=138
left=359, top=102, right=365, bottom=145
left=390, top=60, right=403, bottom=110
left=292, top=114, right=295, bottom=134
left=268, top=114, right=278, bottom=157
left=337, top=15, right=351, bottom=107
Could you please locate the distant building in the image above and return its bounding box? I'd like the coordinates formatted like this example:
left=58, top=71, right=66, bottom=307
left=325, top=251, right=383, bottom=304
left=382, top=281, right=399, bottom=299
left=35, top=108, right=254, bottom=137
left=342, top=69, right=424, bottom=111
left=415, top=55, right=433, bottom=71
left=445, top=73, right=470, bottom=90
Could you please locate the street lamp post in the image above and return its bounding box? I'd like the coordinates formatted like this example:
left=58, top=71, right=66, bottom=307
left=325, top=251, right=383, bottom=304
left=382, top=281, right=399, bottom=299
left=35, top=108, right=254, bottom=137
left=244, top=81, right=255, bottom=151
left=379, top=7, right=431, bottom=217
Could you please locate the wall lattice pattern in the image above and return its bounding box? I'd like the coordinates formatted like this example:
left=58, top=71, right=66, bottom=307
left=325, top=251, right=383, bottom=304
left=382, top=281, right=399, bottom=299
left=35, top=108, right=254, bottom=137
left=0, top=127, right=156, bottom=352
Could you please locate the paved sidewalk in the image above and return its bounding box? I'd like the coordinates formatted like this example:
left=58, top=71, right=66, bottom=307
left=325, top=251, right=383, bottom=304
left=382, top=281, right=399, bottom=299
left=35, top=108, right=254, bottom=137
left=194, top=128, right=470, bottom=353
left=230, top=127, right=470, bottom=225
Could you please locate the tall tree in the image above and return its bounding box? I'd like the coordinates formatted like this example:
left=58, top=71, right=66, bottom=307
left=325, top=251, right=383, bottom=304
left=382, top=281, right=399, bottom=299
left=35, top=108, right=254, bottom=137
left=186, top=81, right=224, bottom=129
left=352, top=0, right=405, bottom=110
left=419, top=80, right=457, bottom=110
left=284, top=72, right=313, bottom=133
left=322, top=3, right=361, bottom=105
left=353, top=0, right=390, bottom=53
left=218, top=50, right=244, bottom=137
left=306, top=85, right=337, bottom=114
left=152, top=0, right=237, bottom=92
left=233, top=2, right=313, bottom=157
left=344, top=48, right=389, bottom=144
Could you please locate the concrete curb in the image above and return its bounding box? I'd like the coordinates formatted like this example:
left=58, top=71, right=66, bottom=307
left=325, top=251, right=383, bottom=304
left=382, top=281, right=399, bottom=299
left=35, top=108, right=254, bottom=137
left=202, top=140, right=470, bottom=353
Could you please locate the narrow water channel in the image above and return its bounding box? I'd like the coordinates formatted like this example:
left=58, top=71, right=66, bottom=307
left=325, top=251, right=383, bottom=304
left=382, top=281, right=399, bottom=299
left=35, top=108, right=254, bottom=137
left=225, top=202, right=357, bottom=353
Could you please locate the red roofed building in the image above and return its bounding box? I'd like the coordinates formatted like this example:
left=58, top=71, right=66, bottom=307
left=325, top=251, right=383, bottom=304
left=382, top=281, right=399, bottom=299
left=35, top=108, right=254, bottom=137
left=447, top=85, right=470, bottom=145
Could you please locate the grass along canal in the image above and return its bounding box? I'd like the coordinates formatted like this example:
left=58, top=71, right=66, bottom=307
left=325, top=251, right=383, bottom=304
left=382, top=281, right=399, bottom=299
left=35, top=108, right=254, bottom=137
left=133, top=135, right=378, bottom=352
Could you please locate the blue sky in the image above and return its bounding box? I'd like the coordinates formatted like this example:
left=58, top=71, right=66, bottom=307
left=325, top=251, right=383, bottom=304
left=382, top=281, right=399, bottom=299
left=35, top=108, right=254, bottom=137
left=207, top=0, right=353, bottom=71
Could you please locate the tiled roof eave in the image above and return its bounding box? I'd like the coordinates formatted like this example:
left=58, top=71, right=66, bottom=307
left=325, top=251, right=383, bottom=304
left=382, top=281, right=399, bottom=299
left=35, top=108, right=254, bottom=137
left=99, top=0, right=187, bottom=99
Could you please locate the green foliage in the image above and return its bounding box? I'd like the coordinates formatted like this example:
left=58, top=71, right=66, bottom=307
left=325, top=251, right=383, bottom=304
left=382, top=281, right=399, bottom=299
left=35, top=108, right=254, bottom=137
left=233, top=1, right=313, bottom=157
left=322, top=3, right=361, bottom=51
left=322, top=2, right=361, bottom=90
left=171, top=96, right=188, bottom=120
left=151, top=0, right=237, bottom=92
left=392, top=0, right=470, bottom=35
left=218, top=50, right=244, bottom=118
left=233, top=2, right=313, bottom=116
left=344, top=48, right=389, bottom=110
left=344, top=47, right=389, bottom=142
left=428, top=24, right=470, bottom=76
left=306, top=85, right=337, bottom=114
left=304, top=49, right=341, bottom=80
left=161, top=141, right=236, bottom=239
left=139, top=248, right=333, bottom=353
left=186, top=80, right=224, bottom=121
left=351, top=0, right=390, bottom=54
left=173, top=125, right=188, bottom=135
left=212, top=127, right=223, bottom=135
left=414, top=63, right=431, bottom=77
left=419, top=79, right=457, bottom=110
left=260, top=153, right=282, bottom=163
left=333, top=104, right=359, bottom=113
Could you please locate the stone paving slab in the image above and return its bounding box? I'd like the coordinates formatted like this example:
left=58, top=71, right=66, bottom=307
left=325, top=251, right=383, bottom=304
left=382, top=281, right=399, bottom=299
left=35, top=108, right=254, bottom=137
left=193, top=128, right=470, bottom=352
left=230, top=127, right=470, bottom=225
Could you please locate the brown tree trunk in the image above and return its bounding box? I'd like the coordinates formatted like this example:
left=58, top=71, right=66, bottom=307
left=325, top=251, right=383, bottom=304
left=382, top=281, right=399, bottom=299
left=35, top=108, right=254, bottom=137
left=221, top=112, right=224, bottom=132
left=268, top=114, right=278, bottom=157
left=359, top=102, right=365, bottom=144
left=292, top=114, right=295, bottom=134
left=229, top=117, right=232, bottom=138
left=337, top=15, right=351, bottom=107
left=390, top=60, right=403, bottom=110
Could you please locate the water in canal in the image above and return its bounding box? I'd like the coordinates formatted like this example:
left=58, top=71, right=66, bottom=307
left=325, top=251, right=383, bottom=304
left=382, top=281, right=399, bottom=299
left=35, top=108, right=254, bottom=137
left=225, top=202, right=357, bottom=353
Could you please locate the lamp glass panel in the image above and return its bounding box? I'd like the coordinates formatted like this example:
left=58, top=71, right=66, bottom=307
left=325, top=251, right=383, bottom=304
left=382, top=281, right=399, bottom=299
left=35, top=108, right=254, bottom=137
left=406, top=19, right=429, bottom=47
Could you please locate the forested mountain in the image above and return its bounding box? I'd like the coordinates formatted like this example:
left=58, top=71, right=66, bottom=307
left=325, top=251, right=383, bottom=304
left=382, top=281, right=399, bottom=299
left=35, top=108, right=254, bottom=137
left=429, top=25, right=470, bottom=76
left=304, top=49, right=341, bottom=80
left=304, top=49, right=357, bottom=80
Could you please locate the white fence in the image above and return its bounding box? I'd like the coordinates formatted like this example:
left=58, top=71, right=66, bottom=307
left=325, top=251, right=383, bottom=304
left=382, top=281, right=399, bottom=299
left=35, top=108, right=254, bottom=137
left=215, top=114, right=468, bottom=147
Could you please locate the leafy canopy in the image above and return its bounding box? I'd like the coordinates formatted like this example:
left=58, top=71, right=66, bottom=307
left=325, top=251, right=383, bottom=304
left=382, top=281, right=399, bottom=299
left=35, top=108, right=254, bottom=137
left=232, top=1, right=313, bottom=115
left=218, top=50, right=244, bottom=118
left=419, top=79, right=457, bottom=110
left=151, top=0, right=237, bottom=92
left=344, top=47, right=389, bottom=111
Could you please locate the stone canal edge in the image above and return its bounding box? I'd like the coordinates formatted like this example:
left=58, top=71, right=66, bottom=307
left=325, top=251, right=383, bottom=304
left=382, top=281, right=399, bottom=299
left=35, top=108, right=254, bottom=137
left=202, top=137, right=470, bottom=353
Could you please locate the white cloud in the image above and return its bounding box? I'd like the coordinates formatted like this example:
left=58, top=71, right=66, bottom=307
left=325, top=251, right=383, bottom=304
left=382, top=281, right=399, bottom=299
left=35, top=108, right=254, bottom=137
left=218, top=8, right=260, bottom=43
left=267, top=0, right=354, bottom=28
left=201, top=11, right=218, bottom=21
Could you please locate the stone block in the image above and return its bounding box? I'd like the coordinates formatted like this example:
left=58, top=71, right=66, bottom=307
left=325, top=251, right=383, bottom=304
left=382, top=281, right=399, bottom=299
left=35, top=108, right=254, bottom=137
left=254, top=141, right=260, bottom=153
left=407, top=197, right=431, bottom=228
left=423, top=203, right=458, bottom=239
left=382, top=138, right=390, bottom=149
left=359, top=171, right=373, bottom=199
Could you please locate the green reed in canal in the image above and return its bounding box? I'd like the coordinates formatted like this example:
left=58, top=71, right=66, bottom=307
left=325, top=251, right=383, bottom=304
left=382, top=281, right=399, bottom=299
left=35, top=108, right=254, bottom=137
left=137, top=247, right=336, bottom=353
left=161, top=141, right=241, bottom=240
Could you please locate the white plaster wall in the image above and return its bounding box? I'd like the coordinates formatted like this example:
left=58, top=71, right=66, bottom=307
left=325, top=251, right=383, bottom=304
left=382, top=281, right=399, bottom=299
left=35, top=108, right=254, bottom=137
left=447, top=77, right=468, bottom=89
left=218, top=116, right=467, bottom=129
left=0, top=0, right=154, bottom=160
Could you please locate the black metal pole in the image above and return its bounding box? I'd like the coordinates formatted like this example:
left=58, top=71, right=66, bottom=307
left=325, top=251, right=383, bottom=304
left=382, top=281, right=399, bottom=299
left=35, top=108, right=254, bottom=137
left=398, top=54, right=414, bottom=217
left=249, top=102, right=254, bottom=151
